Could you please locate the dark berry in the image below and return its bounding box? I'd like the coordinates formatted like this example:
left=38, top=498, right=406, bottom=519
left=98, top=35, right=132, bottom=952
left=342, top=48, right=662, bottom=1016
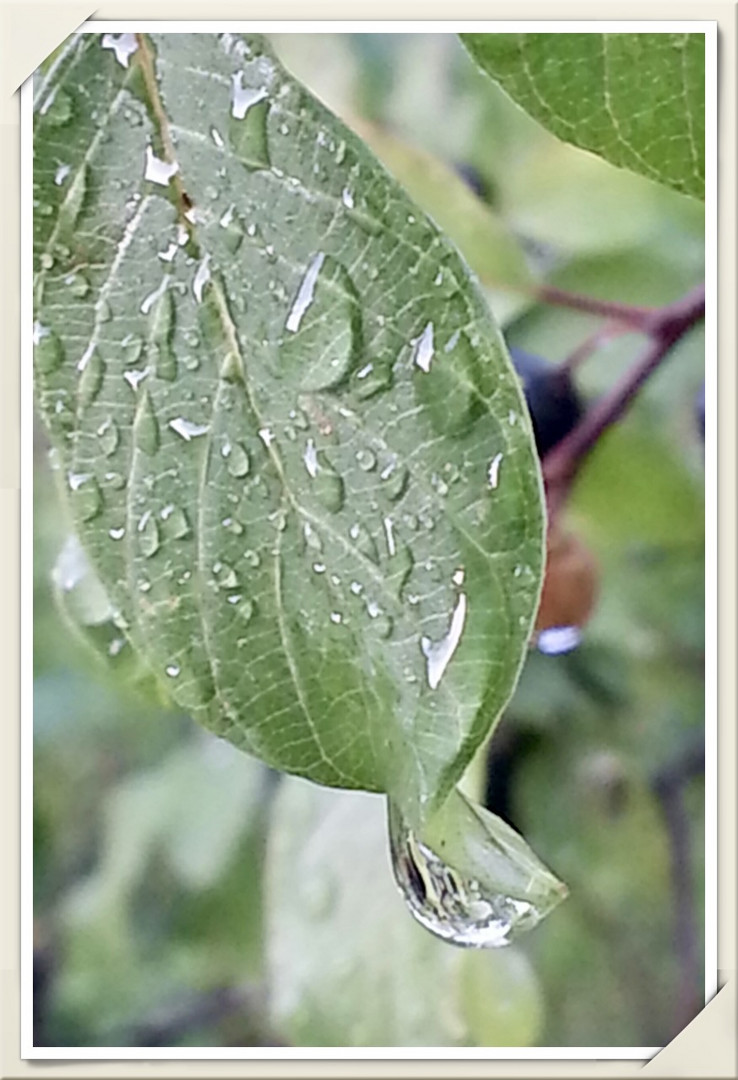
left=453, top=162, right=496, bottom=204
left=508, top=345, right=584, bottom=458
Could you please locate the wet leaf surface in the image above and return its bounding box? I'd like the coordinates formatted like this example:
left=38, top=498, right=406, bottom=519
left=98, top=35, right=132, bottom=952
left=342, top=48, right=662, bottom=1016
left=34, top=32, right=544, bottom=823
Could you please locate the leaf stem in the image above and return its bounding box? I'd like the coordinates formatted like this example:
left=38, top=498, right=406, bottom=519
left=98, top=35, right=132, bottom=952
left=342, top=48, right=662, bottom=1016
left=542, top=283, right=705, bottom=519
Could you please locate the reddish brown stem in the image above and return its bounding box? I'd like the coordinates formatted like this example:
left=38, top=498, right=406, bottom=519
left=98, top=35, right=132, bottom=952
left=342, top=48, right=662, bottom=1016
left=537, top=283, right=657, bottom=331
left=559, top=320, right=630, bottom=377
left=543, top=284, right=705, bottom=520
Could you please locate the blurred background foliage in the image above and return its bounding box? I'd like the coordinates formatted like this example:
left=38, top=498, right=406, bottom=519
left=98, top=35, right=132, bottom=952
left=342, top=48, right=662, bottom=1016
left=34, top=34, right=705, bottom=1048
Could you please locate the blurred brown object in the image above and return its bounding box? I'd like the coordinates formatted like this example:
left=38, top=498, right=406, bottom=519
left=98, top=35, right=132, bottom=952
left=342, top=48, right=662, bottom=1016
left=534, top=527, right=599, bottom=633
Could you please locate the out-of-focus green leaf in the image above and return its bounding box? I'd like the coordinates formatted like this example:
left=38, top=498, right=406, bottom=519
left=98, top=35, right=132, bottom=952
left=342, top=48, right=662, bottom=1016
left=53, top=736, right=267, bottom=1037
left=33, top=32, right=544, bottom=827
left=461, top=33, right=705, bottom=200
left=265, top=777, right=543, bottom=1046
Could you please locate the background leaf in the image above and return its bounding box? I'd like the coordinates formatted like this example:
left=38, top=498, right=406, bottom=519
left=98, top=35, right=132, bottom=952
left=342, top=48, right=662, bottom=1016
left=266, top=776, right=543, bottom=1046
left=461, top=33, right=705, bottom=200
left=33, top=32, right=544, bottom=823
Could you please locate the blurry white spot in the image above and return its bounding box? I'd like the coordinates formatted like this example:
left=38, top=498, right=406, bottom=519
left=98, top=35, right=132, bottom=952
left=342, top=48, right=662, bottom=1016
left=33, top=322, right=49, bottom=345
left=286, top=252, right=325, bottom=333
left=54, top=164, right=71, bottom=186
left=67, top=472, right=90, bottom=491
left=537, top=626, right=581, bottom=656
left=39, top=88, right=57, bottom=115
left=210, top=126, right=225, bottom=148
left=357, top=363, right=373, bottom=380
left=124, top=369, right=148, bottom=391
left=230, top=72, right=268, bottom=119
left=193, top=255, right=211, bottom=303
left=413, top=322, right=434, bottom=373
left=380, top=457, right=397, bottom=481
left=421, top=593, right=467, bottom=690
left=219, top=204, right=235, bottom=228
left=383, top=516, right=396, bottom=557
left=258, top=427, right=275, bottom=448
left=77, top=342, right=95, bottom=372
left=330, top=612, right=343, bottom=624
left=52, top=535, right=88, bottom=591
left=102, top=33, right=138, bottom=68
left=158, top=241, right=178, bottom=263
left=144, top=145, right=179, bottom=186
left=109, top=527, right=125, bottom=541
left=487, top=452, right=504, bottom=489
left=140, top=276, right=170, bottom=314
left=169, top=418, right=210, bottom=441
left=444, top=329, right=460, bottom=354
left=303, top=438, right=318, bottom=478
left=452, top=568, right=465, bottom=587
left=165, top=663, right=180, bottom=677
left=341, top=187, right=355, bottom=209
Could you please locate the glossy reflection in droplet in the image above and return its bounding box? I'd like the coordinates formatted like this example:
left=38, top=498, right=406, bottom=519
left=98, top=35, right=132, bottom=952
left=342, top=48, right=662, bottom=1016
left=389, top=805, right=535, bottom=947
left=387, top=793, right=566, bottom=949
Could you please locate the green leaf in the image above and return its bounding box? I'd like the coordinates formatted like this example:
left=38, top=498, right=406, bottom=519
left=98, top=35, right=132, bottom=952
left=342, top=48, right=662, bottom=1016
left=266, top=777, right=544, bottom=1046
left=346, top=116, right=533, bottom=322
left=461, top=33, right=705, bottom=200
left=33, top=32, right=544, bottom=826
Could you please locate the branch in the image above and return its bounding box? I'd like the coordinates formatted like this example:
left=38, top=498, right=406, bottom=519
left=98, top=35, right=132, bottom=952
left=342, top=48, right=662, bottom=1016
left=542, top=284, right=705, bottom=519
left=536, top=283, right=657, bottom=330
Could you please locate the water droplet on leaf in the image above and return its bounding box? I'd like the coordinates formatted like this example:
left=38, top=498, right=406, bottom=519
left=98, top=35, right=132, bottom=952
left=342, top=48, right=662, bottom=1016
left=78, top=348, right=104, bottom=408
left=69, top=473, right=102, bottom=522
left=40, top=88, right=73, bottom=127
left=420, top=593, right=467, bottom=690
left=169, top=417, right=209, bottom=441
left=147, top=287, right=177, bottom=380
left=97, top=417, right=119, bottom=456
left=226, top=442, right=250, bottom=478
left=138, top=511, right=160, bottom=557
left=282, top=254, right=362, bottom=392
left=133, top=390, right=160, bottom=455
left=229, top=74, right=270, bottom=169
left=101, top=32, right=139, bottom=67
left=34, top=326, right=64, bottom=374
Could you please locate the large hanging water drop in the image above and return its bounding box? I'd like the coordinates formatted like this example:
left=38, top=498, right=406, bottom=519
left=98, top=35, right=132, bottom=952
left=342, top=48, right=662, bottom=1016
left=388, top=789, right=567, bottom=948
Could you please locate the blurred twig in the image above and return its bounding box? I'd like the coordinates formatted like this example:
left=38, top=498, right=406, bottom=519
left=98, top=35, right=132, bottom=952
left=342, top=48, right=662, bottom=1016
left=542, top=283, right=705, bottom=521
left=537, top=283, right=657, bottom=330
left=651, top=732, right=706, bottom=1039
